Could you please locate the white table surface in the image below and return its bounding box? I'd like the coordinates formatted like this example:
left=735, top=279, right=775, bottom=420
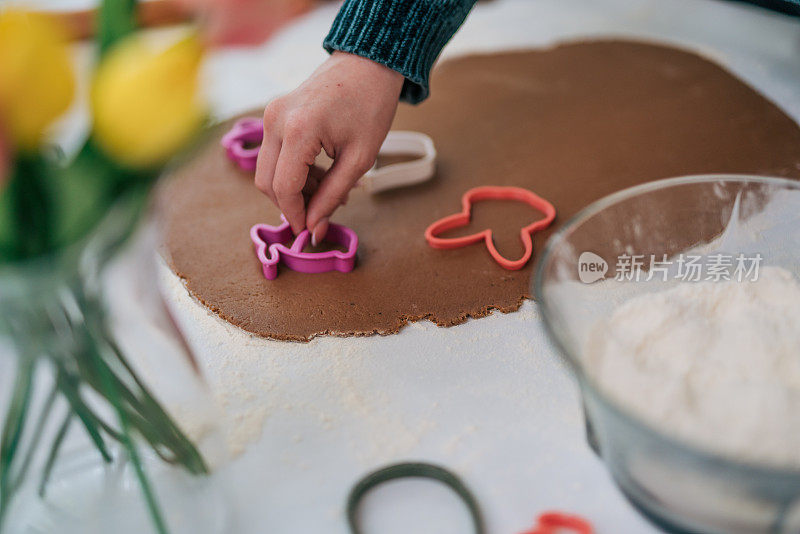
left=4, top=1, right=800, bottom=533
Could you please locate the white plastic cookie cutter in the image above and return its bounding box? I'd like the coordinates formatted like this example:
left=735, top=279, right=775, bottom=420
left=360, top=131, right=437, bottom=193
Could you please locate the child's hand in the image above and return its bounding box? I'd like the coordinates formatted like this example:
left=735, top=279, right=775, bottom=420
left=255, top=51, right=404, bottom=243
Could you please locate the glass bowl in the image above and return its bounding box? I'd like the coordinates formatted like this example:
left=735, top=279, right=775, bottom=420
left=535, top=175, right=800, bottom=534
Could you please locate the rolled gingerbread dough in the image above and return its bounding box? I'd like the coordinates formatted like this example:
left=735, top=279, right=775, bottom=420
left=161, top=40, right=800, bottom=341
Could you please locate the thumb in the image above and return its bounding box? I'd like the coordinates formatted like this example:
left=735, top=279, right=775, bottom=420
left=306, top=149, right=373, bottom=244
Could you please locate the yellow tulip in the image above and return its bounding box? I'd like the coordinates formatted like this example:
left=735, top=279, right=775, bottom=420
left=0, top=10, right=75, bottom=151
left=92, top=33, right=205, bottom=168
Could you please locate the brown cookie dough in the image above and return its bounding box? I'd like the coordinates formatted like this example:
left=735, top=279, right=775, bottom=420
left=160, top=40, right=800, bottom=341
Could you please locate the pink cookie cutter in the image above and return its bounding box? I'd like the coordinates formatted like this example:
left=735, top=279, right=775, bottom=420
left=250, top=216, right=358, bottom=280
left=221, top=118, right=263, bottom=171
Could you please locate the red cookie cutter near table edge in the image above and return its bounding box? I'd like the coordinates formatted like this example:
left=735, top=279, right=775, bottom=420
left=519, top=511, right=594, bottom=534
left=424, top=186, right=556, bottom=270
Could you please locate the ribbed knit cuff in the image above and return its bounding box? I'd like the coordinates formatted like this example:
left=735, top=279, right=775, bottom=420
left=323, top=0, right=476, bottom=104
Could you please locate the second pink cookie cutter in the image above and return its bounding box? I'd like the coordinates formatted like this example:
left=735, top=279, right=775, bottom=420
left=221, top=117, right=263, bottom=171
left=250, top=216, right=358, bottom=280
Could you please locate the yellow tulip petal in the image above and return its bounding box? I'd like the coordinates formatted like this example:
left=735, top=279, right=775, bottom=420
left=92, top=33, right=206, bottom=168
left=0, top=10, right=75, bottom=150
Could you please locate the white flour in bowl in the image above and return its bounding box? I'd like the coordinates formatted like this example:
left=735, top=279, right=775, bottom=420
left=585, top=266, right=800, bottom=467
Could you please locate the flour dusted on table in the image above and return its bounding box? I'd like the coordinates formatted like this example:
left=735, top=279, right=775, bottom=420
left=585, top=266, right=800, bottom=467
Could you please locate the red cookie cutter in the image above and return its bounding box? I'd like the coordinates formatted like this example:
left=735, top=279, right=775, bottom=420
left=424, top=186, right=556, bottom=270
left=519, top=511, right=594, bottom=534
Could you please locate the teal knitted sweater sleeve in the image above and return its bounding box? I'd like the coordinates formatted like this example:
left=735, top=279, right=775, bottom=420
left=323, top=0, right=478, bottom=104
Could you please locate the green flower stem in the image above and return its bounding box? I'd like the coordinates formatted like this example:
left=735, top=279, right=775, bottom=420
left=54, top=369, right=114, bottom=463
left=98, top=0, right=138, bottom=55
left=85, top=306, right=169, bottom=534
left=76, top=290, right=208, bottom=475
left=4, top=155, right=53, bottom=261
left=38, top=413, right=72, bottom=498
left=103, top=340, right=206, bottom=473
left=11, top=384, right=58, bottom=493
left=0, top=357, right=35, bottom=531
